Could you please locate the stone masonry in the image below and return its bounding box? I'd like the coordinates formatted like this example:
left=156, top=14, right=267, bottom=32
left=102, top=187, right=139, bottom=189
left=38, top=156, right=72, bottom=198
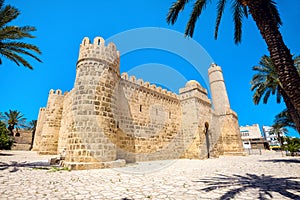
left=32, top=37, right=244, bottom=169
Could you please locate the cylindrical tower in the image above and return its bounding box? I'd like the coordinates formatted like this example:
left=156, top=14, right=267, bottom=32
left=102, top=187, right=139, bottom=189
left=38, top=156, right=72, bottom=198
left=208, top=63, right=230, bottom=114
left=208, top=63, right=245, bottom=156
left=64, top=36, right=121, bottom=168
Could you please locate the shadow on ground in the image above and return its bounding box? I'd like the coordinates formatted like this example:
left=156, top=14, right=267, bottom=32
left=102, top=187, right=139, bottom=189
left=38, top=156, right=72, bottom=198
left=260, top=159, right=300, bottom=164
left=0, top=152, right=14, bottom=156
left=0, top=161, right=51, bottom=173
left=193, top=173, right=300, bottom=200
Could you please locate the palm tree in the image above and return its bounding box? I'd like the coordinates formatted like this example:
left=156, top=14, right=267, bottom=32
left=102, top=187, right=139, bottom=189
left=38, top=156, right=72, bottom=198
left=3, top=109, right=26, bottom=136
left=273, top=109, right=296, bottom=131
left=269, top=123, right=288, bottom=149
left=27, top=119, right=37, bottom=130
left=166, top=0, right=300, bottom=117
left=251, top=55, right=282, bottom=104
left=0, top=0, right=42, bottom=69
left=250, top=55, right=300, bottom=133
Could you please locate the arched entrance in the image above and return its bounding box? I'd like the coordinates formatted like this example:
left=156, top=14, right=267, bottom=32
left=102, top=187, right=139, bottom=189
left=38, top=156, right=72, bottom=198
left=205, top=122, right=210, bottom=158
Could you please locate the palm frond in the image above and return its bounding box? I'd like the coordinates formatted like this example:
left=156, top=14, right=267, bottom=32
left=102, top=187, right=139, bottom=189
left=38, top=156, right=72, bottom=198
left=232, top=0, right=244, bottom=44
left=242, top=5, right=248, bottom=18
left=276, top=87, right=282, bottom=104
left=185, top=0, right=209, bottom=37
left=0, top=26, right=36, bottom=40
left=0, top=1, right=4, bottom=12
left=252, top=65, right=270, bottom=73
left=0, top=48, right=20, bottom=66
left=0, top=5, right=20, bottom=27
left=262, top=88, right=271, bottom=104
left=0, top=111, right=4, bottom=120
left=1, top=41, right=42, bottom=54
left=214, top=0, right=227, bottom=39
left=166, top=0, right=190, bottom=24
left=252, top=83, right=268, bottom=104
left=0, top=48, right=33, bottom=69
left=259, top=55, right=273, bottom=68
left=293, top=55, right=300, bottom=72
left=274, top=109, right=296, bottom=130
left=1, top=45, right=42, bottom=62
left=268, top=0, right=282, bottom=27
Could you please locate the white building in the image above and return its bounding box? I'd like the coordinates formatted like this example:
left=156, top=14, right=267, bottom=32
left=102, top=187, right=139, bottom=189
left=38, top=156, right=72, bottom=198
left=262, top=126, right=284, bottom=150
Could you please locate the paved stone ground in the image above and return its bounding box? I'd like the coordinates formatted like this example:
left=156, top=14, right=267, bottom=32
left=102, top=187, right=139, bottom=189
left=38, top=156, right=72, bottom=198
left=0, top=150, right=299, bottom=200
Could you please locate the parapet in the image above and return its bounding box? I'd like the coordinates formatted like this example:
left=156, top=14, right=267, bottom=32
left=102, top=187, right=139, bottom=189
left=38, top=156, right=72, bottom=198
left=208, top=63, right=222, bottom=76
left=49, top=89, right=64, bottom=96
left=120, top=72, right=178, bottom=99
left=77, top=36, right=120, bottom=68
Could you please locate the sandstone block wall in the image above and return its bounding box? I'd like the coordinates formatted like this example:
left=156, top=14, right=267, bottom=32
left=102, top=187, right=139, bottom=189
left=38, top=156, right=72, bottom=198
left=31, top=108, right=46, bottom=151
left=38, top=89, right=64, bottom=155
left=114, top=76, right=182, bottom=162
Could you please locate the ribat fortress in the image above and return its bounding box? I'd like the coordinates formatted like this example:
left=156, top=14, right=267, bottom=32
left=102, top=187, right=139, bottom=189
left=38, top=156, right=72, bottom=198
left=32, top=36, right=244, bottom=170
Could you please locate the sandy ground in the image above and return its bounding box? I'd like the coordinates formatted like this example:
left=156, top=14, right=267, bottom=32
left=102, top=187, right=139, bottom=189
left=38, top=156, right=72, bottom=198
left=0, top=150, right=299, bottom=200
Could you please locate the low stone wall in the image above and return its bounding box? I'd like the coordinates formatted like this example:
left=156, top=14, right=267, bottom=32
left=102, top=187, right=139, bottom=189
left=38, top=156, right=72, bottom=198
left=12, top=130, right=33, bottom=151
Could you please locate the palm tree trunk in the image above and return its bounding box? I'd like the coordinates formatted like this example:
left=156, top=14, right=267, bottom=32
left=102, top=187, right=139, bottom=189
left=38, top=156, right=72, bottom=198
left=246, top=0, right=300, bottom=115
left=7, top=125, right=14, bottom=137
left=279, top=88, right=300, bottom=133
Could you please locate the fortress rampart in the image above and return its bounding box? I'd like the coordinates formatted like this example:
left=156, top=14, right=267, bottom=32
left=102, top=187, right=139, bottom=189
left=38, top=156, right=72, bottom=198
left=32, top=37, right=244, bottom=169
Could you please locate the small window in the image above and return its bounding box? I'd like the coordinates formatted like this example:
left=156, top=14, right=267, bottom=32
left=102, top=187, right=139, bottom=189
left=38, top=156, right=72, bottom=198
left=140, top=105, right=142, bottom=112
left=169, top=112, right=171, bottom=119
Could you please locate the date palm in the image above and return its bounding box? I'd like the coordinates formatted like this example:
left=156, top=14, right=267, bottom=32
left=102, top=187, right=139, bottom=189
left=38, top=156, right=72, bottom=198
left=3, top=109, right=26, bottom=136
left=250, top=55, right=300, bottom=133
left=274, top=109, right=296, bottom=131
left=0, top=0, right=42, bottom=69
left=167, top=0, right=300, bottom=117
left=269, top=123, right=288, bottom=149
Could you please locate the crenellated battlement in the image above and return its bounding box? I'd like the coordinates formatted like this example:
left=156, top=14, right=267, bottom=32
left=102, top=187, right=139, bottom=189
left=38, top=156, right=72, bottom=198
left=77, top=37, right=120, bottom=68
left=49, top=89, right=63, bottom=96
left=120, top=72, right=178, bottom=99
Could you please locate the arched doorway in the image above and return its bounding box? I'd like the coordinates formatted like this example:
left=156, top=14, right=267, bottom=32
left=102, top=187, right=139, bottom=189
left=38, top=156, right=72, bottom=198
left=205, top=122, right=210, bottom=158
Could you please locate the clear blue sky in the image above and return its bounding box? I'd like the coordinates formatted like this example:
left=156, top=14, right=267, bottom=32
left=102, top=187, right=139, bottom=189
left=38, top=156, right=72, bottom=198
left=1, top=1, right=299, bottom=137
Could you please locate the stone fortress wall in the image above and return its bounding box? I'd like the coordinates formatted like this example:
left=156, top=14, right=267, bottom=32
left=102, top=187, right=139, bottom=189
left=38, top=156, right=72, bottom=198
left=32, top=37, right=244, bottom=169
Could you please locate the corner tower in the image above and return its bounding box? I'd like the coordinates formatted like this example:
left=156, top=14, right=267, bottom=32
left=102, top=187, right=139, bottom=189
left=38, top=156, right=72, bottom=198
left=63, top=37, right=124, bottom=169
left=37, top=89, right=64, bottom=154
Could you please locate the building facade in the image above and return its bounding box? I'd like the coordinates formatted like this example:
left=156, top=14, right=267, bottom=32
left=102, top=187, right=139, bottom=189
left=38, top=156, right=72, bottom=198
left=32, top=37, right=244, bottom=169
left=240, top=124, right=265, bottom=149
left=262, top=126, right=284, bottom=150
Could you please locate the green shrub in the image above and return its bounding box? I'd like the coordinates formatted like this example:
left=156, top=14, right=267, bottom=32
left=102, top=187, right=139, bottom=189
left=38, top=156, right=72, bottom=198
left=0, top=121, right=14, bottom=150
left=284, top=137, right=300, bottom=156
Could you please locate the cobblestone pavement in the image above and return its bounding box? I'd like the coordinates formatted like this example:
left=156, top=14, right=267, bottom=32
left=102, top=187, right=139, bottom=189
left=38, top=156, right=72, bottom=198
left=0, top=150, right=299, bottom=200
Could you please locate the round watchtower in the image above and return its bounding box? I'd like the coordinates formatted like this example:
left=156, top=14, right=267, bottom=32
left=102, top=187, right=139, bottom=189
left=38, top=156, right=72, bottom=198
left=208, top=63, right=230, bottom=114
left=77, top=36, right=119, bottom=72
left=65, top=37, right=121, bottom=166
